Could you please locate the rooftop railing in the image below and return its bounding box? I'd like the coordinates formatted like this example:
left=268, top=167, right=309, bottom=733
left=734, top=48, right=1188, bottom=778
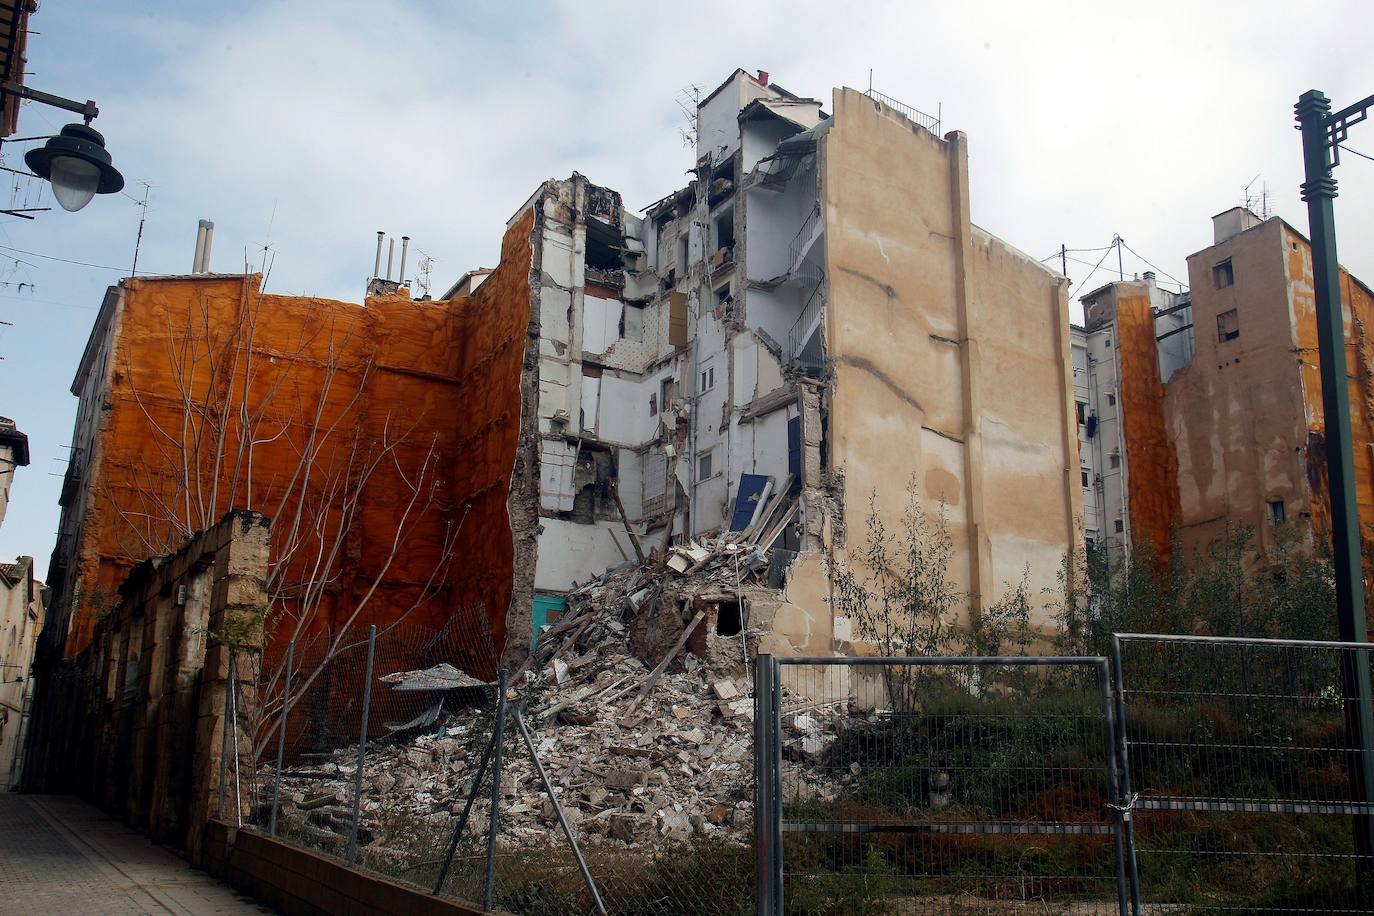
left=864, top=88, right=941, bottom=136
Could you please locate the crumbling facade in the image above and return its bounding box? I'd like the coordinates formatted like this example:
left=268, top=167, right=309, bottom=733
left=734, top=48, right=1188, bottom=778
left=1159, top=208, right=1374, bottom=558
left=492, top=69, right=1082, bottom=654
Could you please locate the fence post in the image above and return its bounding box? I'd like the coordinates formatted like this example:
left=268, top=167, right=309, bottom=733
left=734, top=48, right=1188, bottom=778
left=1110, top=636, right=1142, bottom=915
left=346, top=625, right=377, bottom=867
left=1096, top=658, right=1131, bottom=916
left=769, top=656, right=783, bottom=916
left=754, top=653, right=773, bottom=916
left=269, top=638, right=294, bottom=837
left=483, top=668, right=509, bottom=911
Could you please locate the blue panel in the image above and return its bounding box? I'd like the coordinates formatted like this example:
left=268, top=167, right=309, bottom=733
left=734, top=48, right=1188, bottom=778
left=729, top=473, right=771, bottom=531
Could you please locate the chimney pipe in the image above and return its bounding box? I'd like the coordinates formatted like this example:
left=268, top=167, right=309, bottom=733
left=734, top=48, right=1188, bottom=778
left=192, top=219, right=215, bottom=273
left=373, top=231, right=384, bottom=279
left=399, top=236, right=410, bottom=285
left=386, top=238, right=395, bottom=281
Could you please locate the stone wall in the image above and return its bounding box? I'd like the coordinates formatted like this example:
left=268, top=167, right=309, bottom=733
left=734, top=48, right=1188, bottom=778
left=26, top=509, right=269, bottom=862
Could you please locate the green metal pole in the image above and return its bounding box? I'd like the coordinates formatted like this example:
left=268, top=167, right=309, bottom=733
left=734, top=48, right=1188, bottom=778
left=1295, top=88, right=1374, bottom=877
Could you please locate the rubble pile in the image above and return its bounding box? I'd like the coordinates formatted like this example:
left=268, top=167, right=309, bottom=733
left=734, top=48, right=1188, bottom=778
left=269, top=508, right=854, bottom=857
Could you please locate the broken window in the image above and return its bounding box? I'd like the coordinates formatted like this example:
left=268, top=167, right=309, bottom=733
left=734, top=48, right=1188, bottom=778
left=714, top=205, right=736, bottom=252
left=1213, top=259, right=1234, bottom=289
left=1267, top=499, right=1286, bottom=525
left=678, top=234, right=690, bottom=274
left=660, top=377, right=677, bottom=411
left=715, top=600, right=742, bottom=637
left=1217, top=308, right=1239, bottom=342
left=585, top=219, right=624, bottom=273
left=715, top=284, right=732, bottom=310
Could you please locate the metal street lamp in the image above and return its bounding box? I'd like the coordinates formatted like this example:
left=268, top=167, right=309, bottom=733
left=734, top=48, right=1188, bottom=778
left=23, top=123, right=123, bottom=211
left=0, top=81, right=124, bottom=213
left=1294, top=87, right=1374, bottom=892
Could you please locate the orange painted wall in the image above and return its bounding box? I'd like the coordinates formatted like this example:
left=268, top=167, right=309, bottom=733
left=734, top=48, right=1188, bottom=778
left=1287, top=223, right=1374, bottom=539
left=66, top=211, right=535, bottom=673
left=1116, top=291, right=1180, bottom=563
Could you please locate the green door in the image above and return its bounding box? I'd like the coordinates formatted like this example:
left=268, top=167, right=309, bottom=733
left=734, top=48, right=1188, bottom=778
left=531, top=595, right=567, bottom=648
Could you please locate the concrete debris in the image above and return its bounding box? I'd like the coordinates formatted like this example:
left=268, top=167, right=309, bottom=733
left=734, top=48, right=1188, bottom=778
left=379, top=663, right=489, bottom=691
left=268, top=535, right=845, bottom=856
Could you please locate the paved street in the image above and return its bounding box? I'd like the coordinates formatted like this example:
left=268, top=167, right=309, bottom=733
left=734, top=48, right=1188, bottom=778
left=0, top=794, right=273, bottom=915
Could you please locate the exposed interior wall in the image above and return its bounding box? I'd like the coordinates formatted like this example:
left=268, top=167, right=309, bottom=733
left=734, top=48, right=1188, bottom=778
left=1285, top=223, right=1374, bottom=540
left=52, top=224, right=536, bottom=672
left=1113, top=285, right=1182, bottom=564
left=814, top=86, right=1078, bottom=641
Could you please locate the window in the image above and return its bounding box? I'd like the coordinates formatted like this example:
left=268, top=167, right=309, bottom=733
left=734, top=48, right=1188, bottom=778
left=699, top=364, right=715, bottom=393
left=660, top=377, right=677, bottom=410
left=649, top=394, right=658, bottom=416
left=715, top=284, right=732, bottom=309
left=678, top=234, right=689, bottom=273
left=622, top=302, right=644, bottom=341
left=713, top=207, right=735, bottom=253
left=1267, top=500, right=1286, bottom=525
left=1081, top=470, right=1090, bottom=488
left=1114, top=519, right=1125, bottom=533
left=1086, top=536, right=1096, bottom=552
left=698, top=449, right=714, bottom=480
left=1213, top=259, right=1234, bottom=289
left=1217, top=308, right=1240, bottom=342
left=1107, top=392, right=1116, bottom=407
left=1109, top=453, right=1121, bottom=469
left=1076, top=401, right=1087, bottom=424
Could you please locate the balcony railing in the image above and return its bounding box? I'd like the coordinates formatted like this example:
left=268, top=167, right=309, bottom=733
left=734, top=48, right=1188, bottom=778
left=787, top=204, right=822, bottom=275
left=864, top=88, right=940, bottom=136
left=787, top=277, right=827, bottom=373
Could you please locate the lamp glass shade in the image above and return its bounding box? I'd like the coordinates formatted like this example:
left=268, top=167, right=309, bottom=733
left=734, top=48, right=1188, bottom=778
left=49, top=155, right=101, bottom=212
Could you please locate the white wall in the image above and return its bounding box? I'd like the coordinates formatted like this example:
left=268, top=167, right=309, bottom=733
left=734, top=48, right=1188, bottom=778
left=535, top=519, right=634, bottom=591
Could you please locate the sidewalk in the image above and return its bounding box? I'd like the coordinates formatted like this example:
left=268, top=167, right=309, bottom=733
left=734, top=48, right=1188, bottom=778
left=0, top=793, right=274, bottom=915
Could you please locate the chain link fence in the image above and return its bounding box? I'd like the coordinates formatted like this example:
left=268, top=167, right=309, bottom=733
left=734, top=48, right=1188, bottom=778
left=1113, top=633, right=1374, bottom=912
left=225, top=609, right=759, bottom=915
left=755, top=655, right=1127, bottom=915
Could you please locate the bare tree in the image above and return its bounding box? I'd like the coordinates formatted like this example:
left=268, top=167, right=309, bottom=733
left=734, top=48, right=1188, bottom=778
left=103, top=277, right=462, bottom=759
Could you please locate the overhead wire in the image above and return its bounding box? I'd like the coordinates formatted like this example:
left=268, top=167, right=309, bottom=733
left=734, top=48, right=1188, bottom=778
left=1117, top=239, right=1188, bottom=290
left=1340, top=143, right=1374, bottom=163
left=0, top=243, right=167, bottom=275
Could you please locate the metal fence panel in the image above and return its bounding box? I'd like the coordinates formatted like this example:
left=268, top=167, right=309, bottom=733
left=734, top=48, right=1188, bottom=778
left=1113, top=633, right=1374, bottom=912
left=758, top=655, right=1128, bottom=915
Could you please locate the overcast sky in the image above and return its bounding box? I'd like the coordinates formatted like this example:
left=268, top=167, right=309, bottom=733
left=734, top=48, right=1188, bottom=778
left=1, top=0, right=1372, bottom=577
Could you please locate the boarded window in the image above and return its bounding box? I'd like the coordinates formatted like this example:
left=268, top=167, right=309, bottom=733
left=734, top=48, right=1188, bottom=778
left=668, top=292, right=689, bottom=347
left=1217, top=308, right=1239, bottom=342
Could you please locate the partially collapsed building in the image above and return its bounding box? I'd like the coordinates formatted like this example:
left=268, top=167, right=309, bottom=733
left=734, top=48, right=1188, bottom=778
left=500, top=69, right=1082, bottom=654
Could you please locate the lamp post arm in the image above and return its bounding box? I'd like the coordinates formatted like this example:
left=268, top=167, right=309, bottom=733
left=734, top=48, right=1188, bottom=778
left=0, top=81, right=98, bottom=123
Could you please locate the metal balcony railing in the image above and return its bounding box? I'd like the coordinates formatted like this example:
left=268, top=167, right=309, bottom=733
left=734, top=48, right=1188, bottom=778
left=787, top=277, right=827, bottom=372
left=787, top=204, right=822, bottom=275
left=864, top=88, right=940, bottom=135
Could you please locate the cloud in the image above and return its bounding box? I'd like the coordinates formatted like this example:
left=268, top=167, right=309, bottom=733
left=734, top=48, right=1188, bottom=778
left=1, top=0, right=1372, bottom=574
